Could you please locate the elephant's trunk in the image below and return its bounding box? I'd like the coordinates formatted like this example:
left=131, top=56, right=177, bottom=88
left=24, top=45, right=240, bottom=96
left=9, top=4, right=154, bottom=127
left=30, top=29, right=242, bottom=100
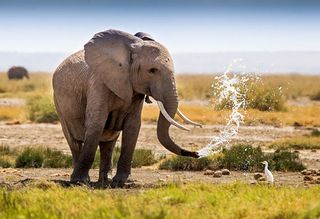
left=156, top=85, right=199, bottom=158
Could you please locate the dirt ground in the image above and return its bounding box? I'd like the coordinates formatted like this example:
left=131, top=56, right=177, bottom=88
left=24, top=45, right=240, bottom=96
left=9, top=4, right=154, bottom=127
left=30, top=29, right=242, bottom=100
left=0, top=167, right=306, bottom=189
left=0, top=122, right=319, bottom=187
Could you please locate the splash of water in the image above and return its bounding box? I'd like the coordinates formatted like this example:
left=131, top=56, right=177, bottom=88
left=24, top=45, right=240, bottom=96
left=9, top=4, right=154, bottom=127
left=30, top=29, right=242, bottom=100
left=197, top=59, right=252, bottom=157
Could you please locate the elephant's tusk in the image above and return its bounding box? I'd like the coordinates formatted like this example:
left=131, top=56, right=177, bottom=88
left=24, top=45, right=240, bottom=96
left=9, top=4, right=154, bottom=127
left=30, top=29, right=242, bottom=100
left=177, top=109, right=203, bottom=128
left=157, top=101, right=190, bottom=131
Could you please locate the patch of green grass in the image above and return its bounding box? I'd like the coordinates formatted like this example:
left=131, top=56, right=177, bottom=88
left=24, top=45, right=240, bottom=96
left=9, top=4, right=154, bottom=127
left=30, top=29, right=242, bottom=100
left=2, top=146, right=156, bottom=169
left=0, top=183, right=320, bottom=219
left=15, top=147, right=72, bottom=168
left=219, top=145, right=305, bottom=172
left=159, top=156, right=215, bottom=171
left=160, top=145, right=305, bottom=172
left=269, top=136, right=320, bottom=150
left=42, top=149, right=72, bottom=168
left=93, top=147, right=157, bottom=169
left=15, top=147, right=45, bottom=168
left=27, top=96, right=58, bottom=123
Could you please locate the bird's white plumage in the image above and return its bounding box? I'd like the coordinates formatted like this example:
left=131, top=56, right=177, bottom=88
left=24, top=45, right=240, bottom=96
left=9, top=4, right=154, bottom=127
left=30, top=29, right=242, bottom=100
left=261, top=161, right=274, bottom=184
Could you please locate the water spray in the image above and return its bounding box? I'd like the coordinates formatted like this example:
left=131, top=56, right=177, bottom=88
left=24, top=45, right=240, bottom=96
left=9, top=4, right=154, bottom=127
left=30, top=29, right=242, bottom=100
left=197, top=59, right=253, bottom=157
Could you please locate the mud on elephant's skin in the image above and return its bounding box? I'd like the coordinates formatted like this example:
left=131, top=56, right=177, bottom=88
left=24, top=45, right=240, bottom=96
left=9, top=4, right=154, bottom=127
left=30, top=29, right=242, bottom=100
left=53, top=29, right=201, bottom=187
left=7, top=66, right=29, bottom=80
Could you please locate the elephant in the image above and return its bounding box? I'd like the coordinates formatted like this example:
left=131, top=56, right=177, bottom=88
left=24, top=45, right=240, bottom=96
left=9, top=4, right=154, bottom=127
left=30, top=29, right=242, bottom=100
left=53, top=29, right=202, bottom=187
left=7, top=66, right=29, bottom=80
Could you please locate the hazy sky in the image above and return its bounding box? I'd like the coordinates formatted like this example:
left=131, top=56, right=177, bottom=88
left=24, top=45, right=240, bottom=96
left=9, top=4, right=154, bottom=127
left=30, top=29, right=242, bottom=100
left=1, top=0, right=320, bottom=53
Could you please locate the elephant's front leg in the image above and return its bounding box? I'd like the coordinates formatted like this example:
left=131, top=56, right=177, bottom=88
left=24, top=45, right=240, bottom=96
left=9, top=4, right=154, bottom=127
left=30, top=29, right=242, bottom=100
left=98, top=140, right=117, bottom=185
left=111, top=102, right=143, bottom=187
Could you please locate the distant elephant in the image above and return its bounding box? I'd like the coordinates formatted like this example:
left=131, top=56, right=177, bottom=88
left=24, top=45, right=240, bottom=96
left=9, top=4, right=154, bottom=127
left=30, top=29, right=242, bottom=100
left=53, top=29, right=201, bottom=187
left=7, top=66, right=29, bottom=80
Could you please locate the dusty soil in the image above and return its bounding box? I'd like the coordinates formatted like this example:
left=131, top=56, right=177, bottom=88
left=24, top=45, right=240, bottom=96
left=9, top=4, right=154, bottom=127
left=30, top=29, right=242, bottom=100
left=0, top=122, right=319, bottom=187
left=0, top=98, right=25, bottom=106
left=0, top=168, right=307, bottom=189
left=0, top=123, right=312, bottom=154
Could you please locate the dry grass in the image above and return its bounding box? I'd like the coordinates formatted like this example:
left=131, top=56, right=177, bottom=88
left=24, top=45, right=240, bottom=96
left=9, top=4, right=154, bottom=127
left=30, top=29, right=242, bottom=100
left=0, top=106, right=26, bottom=121
left=142, top=104, right=320, bottom=126
left=269, top=136, right=320, bottom=150
left=0, top=73, right=52, bottom=98
left=176, top=74, right=320, bottom=100
left=0, top=73, right=319, bottom=126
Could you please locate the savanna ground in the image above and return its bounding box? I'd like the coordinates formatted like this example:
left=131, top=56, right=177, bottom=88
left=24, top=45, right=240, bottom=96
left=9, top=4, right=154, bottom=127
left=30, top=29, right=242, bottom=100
left=0, top=73, right=320, bottom=218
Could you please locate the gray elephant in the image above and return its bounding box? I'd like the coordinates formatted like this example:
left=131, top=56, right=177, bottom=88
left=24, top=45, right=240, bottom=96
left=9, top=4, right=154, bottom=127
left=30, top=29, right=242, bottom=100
left=53, top=29, right=201, bottom=187
left=7, top=66, right=29, bottom=80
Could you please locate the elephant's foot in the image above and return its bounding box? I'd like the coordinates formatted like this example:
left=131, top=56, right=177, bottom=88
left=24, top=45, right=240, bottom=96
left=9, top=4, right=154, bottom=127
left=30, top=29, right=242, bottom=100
left=97, top=173, right=112, bottom=187
left=70, top=169, right=90, bottom=185
left=111, top=172, right=130, bottom=188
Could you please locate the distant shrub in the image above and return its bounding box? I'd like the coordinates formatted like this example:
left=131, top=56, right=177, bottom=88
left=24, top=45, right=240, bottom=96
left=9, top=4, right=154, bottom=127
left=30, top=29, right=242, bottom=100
left=132, top=149, right=157, bottom=168
left=22, top=84, right=35, bottom=92
left=219, top=145, right=305, bottom=172
left=311, top=129, right=320, bottom=137
left=310, top=91, right=320, bottom=101
left=159, top=156, right=215, bottom=171
left=27, top=96, right=58, bottom=123
left=218, top=145, right=265, bottom=171
left=268, top=150, right=305, bottom=171
left=247, top=85, right=286, bottom=111
left=15, top=147, right=44, bottom=168
left=215, top=84, right=286, bottom=112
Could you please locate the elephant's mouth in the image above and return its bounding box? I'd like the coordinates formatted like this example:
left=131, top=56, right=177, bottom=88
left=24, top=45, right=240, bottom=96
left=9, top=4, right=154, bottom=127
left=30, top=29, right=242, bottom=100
left=146, top=87, right=152, bottom=96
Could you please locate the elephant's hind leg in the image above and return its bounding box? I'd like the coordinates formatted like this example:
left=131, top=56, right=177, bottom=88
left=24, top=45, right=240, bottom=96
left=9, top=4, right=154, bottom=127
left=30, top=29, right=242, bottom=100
left=98, top=140, right=117, bottom=185
left=59, top=119, right=83, bottom=168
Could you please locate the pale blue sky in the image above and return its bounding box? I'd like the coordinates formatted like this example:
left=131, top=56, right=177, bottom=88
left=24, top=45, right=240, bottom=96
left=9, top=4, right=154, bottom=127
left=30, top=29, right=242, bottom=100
left=1, top=0, right=320, bottom=53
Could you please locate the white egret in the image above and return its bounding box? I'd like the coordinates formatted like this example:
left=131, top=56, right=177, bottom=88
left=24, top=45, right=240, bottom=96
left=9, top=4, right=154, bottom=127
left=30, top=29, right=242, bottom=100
left=261, top=161, right=274, bottom=184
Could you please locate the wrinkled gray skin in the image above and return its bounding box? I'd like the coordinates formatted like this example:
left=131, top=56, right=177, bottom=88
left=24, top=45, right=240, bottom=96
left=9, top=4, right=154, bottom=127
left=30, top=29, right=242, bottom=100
left=7, top=66, right=29, bottom=80
left=53, top=29, right=198, bottom=187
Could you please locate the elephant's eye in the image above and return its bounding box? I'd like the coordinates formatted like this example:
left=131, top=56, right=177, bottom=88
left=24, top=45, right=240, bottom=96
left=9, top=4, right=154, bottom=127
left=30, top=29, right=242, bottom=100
left=148, top=68, right=158, bottom=74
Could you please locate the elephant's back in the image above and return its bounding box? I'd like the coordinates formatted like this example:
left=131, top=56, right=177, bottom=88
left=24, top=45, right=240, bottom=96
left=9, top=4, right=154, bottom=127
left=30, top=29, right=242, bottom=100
left=53, top=50, right=89, bottom=93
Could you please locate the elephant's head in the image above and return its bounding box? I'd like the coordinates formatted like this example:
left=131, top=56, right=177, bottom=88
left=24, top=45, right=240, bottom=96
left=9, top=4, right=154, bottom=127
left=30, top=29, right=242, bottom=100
left=84, top=29, right=200, bottom=158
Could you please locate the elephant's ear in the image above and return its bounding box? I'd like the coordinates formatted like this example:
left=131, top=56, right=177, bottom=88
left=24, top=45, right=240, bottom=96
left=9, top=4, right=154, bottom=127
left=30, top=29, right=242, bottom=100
left=84, top=29, right=143, bottom=103
left=134, top=32, right=155, bottom=41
